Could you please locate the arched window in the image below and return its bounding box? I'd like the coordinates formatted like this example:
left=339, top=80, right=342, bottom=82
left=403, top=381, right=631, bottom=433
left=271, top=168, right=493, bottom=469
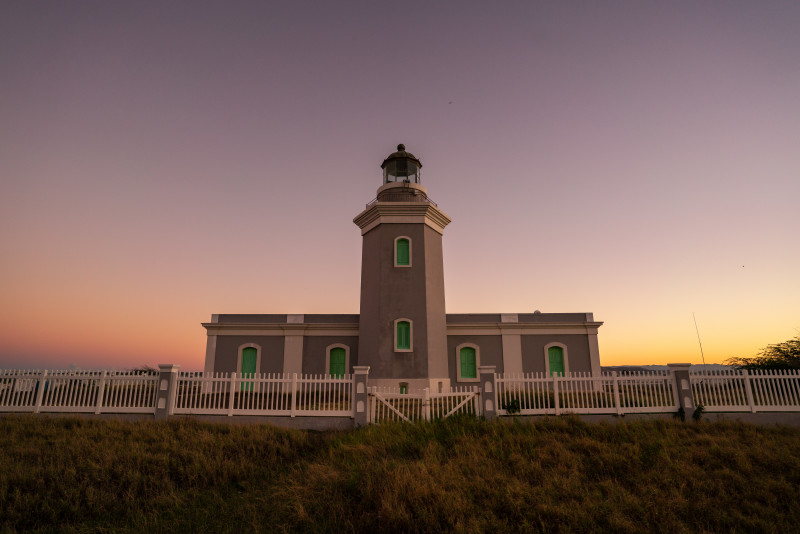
left=394, top=236, right=411, bottom=267
left=455, top=343, right=480, bottom=382
left=325, top=344, right=350, bottom=378
left=544, top=343, right=569, bottom=377
left=394, top=319, right=412, bottom=351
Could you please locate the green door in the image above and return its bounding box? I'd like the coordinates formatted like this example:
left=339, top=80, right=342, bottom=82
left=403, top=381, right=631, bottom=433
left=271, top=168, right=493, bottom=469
left=460, top=347, right=477, bottom=379
left=241, top=347, right=257, bottom=391
left=329, top=347, right=346, bottom=377
left=548, top=346, right=564, bottom=376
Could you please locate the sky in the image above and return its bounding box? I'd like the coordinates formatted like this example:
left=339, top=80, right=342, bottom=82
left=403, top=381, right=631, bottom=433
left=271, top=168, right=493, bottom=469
left=1, top=1, right=798, bottom=371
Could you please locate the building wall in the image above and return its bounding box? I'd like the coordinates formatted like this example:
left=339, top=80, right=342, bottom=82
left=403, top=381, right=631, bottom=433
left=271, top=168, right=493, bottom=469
left=214, top=335, right=286, bottom=374
left=446, top=335, right=504, bottom=384
left=520, top=334, right=592, bottom=374
left=302, top=336, right=360, bottom=375
left=207, top=321, right=599, bottom=378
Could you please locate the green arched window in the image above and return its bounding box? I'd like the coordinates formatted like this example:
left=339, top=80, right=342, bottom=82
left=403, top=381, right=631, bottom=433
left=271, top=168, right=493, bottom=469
left=548, top=346, right=565, bottom=376
left=396, top=238, right=410, bottom=266
left=460, top=347, right=477, bottom=379
left=396, top=320, right=411, bottom=350
left=241, top=347, right=257, bottom=391
left=329, top=347, right=346, bottom=377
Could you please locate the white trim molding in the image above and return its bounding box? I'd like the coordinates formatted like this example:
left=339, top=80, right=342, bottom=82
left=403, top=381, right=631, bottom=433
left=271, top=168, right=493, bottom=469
left=393, top=235, right=412, bottom=267
left=394, top=318, right=413, bottom=353
left=325, top=343, right=351, bottom=376
left=236, top=343, right=262, bottom=375
left=455, top=342, right=480, bottom=383
left=544, top=342, right=569, bottom=377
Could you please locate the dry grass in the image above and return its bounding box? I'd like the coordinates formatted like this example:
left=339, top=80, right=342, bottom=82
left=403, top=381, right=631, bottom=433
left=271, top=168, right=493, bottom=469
left=1, top=414, right=799, bottom=532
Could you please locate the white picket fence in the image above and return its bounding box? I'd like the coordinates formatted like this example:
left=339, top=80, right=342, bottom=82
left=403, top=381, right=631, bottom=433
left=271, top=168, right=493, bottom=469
left=368, top=386, right=480, bottom=423
left=173, top=372, right=353, bottom=417
left=495, top=371, right=678, bottom=416
left=0, top=369, right=158, bottom=414
left=5, top=367, right=800, bottom=421
left=690, top=369, right=800, bottom=412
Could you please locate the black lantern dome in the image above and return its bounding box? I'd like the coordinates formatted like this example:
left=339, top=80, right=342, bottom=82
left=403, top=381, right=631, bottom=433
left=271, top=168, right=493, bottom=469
left=381, top=144, right=421, bottom=184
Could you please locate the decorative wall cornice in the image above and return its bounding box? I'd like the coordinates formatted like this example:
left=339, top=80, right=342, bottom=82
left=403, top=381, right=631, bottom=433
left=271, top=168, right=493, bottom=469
left=202, top=323, right=359, bottom=336
left=445, top=322, right=603, bottom=336
left=353, top=202, right=452, bottom=235
left=202, top=320, right=602, bottom=337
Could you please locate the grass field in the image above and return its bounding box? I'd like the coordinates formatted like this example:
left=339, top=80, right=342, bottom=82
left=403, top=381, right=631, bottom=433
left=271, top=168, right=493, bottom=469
left=1, top=414, right=799, bottom=532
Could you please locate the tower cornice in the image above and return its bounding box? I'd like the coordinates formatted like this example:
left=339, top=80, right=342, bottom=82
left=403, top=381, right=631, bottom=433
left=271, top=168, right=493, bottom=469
left=353, top=202, right=452, bottom=235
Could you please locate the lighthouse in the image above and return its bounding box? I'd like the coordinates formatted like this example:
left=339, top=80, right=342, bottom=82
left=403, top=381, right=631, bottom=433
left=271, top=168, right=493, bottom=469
left=353, top=145, right=452, bottom=390
left=202, top=144, right=603, bottom=392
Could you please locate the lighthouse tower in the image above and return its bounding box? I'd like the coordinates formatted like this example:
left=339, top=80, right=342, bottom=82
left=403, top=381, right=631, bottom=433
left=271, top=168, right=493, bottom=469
left=353, top=145, right=452, bottom=390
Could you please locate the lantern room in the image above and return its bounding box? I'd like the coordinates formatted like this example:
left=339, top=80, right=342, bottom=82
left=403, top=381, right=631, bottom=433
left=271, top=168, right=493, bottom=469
left=381, top=144, right=422, bottom=184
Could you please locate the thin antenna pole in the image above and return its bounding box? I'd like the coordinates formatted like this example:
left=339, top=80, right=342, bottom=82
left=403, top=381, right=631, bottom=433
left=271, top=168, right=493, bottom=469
left=693, top=312, right=707, bottom=366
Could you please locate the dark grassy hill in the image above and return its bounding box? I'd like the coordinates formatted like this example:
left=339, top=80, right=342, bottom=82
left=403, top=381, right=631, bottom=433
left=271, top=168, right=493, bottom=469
left=2, top=414, right=799, bottom=532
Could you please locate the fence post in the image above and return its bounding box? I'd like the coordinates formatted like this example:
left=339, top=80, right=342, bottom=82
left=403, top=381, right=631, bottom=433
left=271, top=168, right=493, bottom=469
left=479, top=366, right=497, bottom=419
left=473, top=385, right=481, bottom=416
left=352, top=366, right=370, bottom=426
left=423, top=388, right=431, bottom=421
left=155, top=364, right=180, bottom=419
left=227, top=372, right=236, bottom=416
left=95, top=370, right=107, bottom=415
left=290, top=373, right=298, bottom=418
left=612, top=371, right=622, bottom=416
left=742, top=369, right=756, bottom=413
left=33, top=370, right=47, bottom=413
left=553, top=373, right=560, bottom=416
left=667, top=363, right=694, bottom=420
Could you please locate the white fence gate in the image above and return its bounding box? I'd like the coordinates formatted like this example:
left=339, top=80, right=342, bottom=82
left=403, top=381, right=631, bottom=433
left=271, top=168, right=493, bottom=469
left=368, top=386, right=480, bottom=423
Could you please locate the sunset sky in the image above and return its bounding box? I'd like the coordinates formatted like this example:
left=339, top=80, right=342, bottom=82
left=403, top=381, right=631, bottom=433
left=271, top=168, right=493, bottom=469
left=1, top=1, right=798, bottom=371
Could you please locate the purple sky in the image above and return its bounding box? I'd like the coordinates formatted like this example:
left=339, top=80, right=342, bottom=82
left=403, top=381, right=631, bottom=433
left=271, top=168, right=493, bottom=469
left=1, top=1, right=798, bottom=370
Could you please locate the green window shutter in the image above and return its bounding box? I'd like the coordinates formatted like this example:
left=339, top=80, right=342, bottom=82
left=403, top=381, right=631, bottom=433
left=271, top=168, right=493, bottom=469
left=242, top=348, right=257, bottom=375
left=329, top=348, right=346, bottom=377
left=460, top=347, right=477, bottom=379
left=241, top=347, right=257, bottom=392
left=548, top=346, right=565, bottom=376
left=397, top=321, right=411, bottom=350
left=396, top=238, right=410, bottom=265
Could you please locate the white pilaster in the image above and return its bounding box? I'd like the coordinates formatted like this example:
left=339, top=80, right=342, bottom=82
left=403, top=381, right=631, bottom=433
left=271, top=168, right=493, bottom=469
left=588, top=332, right=602, bottom=377
left=283, top=334, right=304, bottom=375
left=203, top=335, right=217, bottom=375
left=501, top=333, right=523, bottom=375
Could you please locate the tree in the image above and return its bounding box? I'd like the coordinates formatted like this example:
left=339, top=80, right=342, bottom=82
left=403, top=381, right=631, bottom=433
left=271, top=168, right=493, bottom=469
left=725, top=336, right=800, bottom=370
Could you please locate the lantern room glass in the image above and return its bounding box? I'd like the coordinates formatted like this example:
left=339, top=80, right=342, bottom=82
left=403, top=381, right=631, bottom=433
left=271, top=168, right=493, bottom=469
left=383, top=159, right=420, bottom=184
